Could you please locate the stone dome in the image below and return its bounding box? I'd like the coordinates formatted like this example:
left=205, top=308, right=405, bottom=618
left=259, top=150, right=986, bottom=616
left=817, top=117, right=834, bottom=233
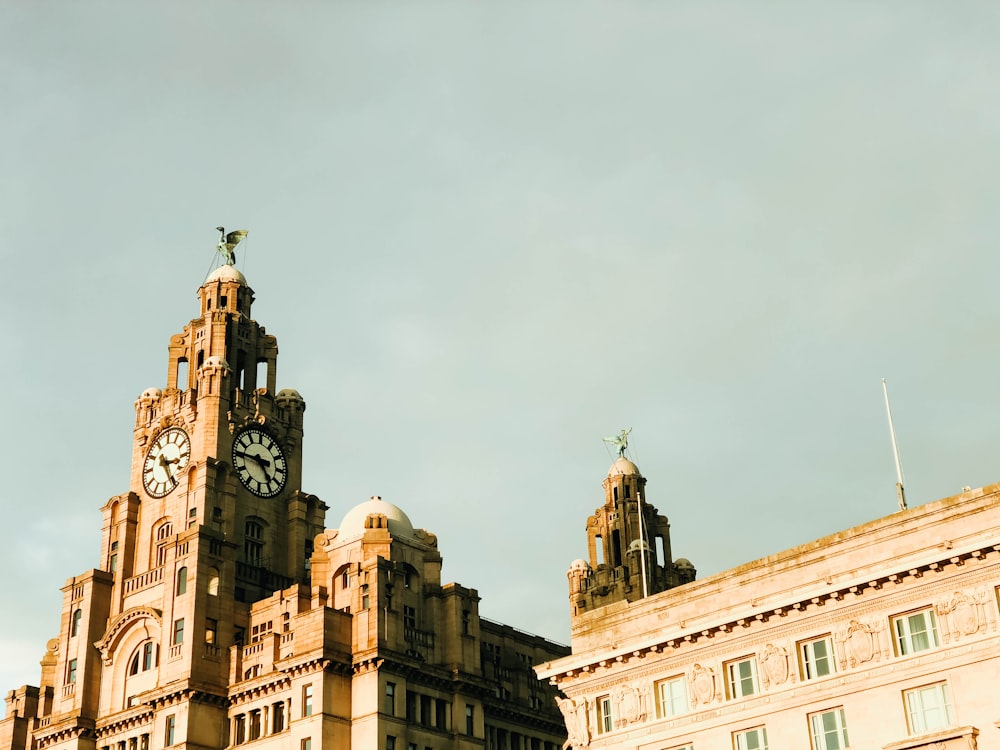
left=204, top=264, right=247, bottom=285
left=674, top=557, right=695, bottom=569
left=568, top=558, right=591, bottom=574
left=607, top=456, right=641, bottom=477
left=276, top=389, right=304, bottom=402
left=338, top=496, right=415, bottom=540
left=139, top=387, right=162, bottom=400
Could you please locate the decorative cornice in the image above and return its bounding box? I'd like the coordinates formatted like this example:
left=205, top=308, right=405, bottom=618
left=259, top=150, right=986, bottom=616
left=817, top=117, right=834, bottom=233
left=543, top=543, right=1000, bottom=682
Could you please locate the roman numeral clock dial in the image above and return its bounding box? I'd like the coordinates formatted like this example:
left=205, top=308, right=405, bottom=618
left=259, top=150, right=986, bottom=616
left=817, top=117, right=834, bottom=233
left=232, top=427, right=287, bottom=498
left=142, top=427, right=191, bottom=498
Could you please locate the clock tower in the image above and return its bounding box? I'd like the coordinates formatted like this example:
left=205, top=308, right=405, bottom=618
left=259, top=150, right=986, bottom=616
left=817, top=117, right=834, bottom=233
left=8, top=262, right=328, bottom=750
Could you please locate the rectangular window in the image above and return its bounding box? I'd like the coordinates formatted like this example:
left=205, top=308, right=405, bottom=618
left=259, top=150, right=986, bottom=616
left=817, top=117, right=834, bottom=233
left=596, top=695, right=613, bottom=734
left=233, top=714, right=246, bottom=744
left=385, top=682, right=395, bottom=715
left=272, top=701, right=285, bottom=732
left=301, top=739, right=311, bottom=750
left=655, top=676, right=688, bottom=718
left=905, top=682, right=954, bottom=734
left=248, top=710, right=262, bottom=741
left=894, top=609, right=939, bottom=655
left=387, top=737, right=396, bottom=750
left=172, top=618, right=184, bottom=645
left=67, top=658, right=78, bottom=684
left=809, top=708, right=849, bottom=750
left=726, top=658, right=759, bottom=699
left=165, top=715, right=176, bottom=746
left=302, top=684, right=313, bottom=716
left=206, top=618, right=218, bottom=645
left=404, top=605, right=416, bottom=629
left=406, top=691, right=416, bottom=722
left=466, top=705, right=474, bottom=735
left=734, top=727, right=768, bottom=750
left=110, top=553, right=118, bottom=573
left=800, top=636, right=836, bottom=680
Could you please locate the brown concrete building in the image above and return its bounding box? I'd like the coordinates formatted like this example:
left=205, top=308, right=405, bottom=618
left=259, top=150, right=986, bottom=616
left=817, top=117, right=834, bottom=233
left=0, top=263, right=568, bottom=750
left=538, top=457, right=1000, bottom=750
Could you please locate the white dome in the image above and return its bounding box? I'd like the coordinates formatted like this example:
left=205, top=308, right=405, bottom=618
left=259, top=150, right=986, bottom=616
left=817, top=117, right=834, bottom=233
left=276, top=389, right=304, bottom=402
left=201, top=355, right=230, bottom=370
left=568, top=558, right=591, bottom=573
left=607, top=456, right=641, bottom=477
left=139, top=387, right=162, bottom=400
left=204, top=265, right=247, bottom=285
left=338, top=496, right=415, bottom=540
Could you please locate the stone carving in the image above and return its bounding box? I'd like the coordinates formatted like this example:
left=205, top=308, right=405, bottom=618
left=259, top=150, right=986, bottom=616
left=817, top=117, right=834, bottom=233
left=937, top=590, right=988, bottom=641
left=759, top=643, right=789, bottom=688
left=613, top=683, right=643, bottom=726
left=837, top=619, right=884, bottom=669
left=556, top=696, right=590, bottom=749
left=689, top=664, right=716, bottom=705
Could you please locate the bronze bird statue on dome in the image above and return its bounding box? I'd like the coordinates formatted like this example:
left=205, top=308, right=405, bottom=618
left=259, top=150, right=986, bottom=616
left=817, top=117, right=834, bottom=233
left=215, top=226, right=248, bottom=265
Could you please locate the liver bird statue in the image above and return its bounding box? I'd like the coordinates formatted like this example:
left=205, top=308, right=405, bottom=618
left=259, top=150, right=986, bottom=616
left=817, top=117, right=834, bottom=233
left=216, top=227, right=248, bottom=265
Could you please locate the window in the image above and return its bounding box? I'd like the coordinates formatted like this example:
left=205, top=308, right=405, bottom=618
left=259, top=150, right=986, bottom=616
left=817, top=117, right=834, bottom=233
left=165, top=715, right=176, bottom=746
left=71, top=609, right=83, bottom=637
left=385, top=682, right=395, bottom=715
left=809, top=708, right=849, bottom=749
left=596, top=695, right=612, bottom=734
left=206, top=618, right=217, bottom=645
left=245, top=520, right=264, bottom=567
left=176, top=567, right=187, bottom=595
left=904, top=682, right=953, bottom=734
left=466, top=705, right=474, bottom=735
left=67, top=659, right=78, bottom=684
left=248, top=710, right=262, bottom=741
left=172, top=618, right=185, bottom=645
left=302, top=684, right=313, bottom=716
left=386, top=737, right=396, bottom=750
left=894, top=609, right=939, bottom=655
left=655, top=676, right=688, bottom=718
left=362, top=583, right=370, bottom=609
left=272, top=701, right=285, bottom=732
left=129, top=642, right=157, bottom=675
left=341, top=570, right=349, bottom=588
left=800, top=636, right=836, bottom=680
left=734, top=727, right=768, bottom=750
left=208, top=567, right=220, bottom=596
left=234, top=715, right=246, bottom=744
left=301, top=740, right=311, bottom=750
left=404, top=606, right=416, bottom=630
left=726, top=658, right=759, bottom=699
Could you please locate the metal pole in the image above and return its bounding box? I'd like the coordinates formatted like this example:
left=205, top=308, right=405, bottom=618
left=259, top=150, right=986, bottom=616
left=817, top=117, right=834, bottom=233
left=636, top=487, right=649, bottom=598
left=882, top=378, right=908, bottom=511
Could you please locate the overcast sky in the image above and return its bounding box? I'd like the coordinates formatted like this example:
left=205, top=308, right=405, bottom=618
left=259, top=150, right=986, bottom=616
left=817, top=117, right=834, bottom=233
left=2, top=2, right=1000, bottom=693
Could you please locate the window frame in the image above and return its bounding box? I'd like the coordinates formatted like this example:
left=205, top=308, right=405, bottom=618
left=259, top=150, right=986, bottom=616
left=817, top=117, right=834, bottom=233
left=596, top=694, right=613, bottom=735
left=904, top=682, right=954, bottom=734
left=726, top=657, right=760, bottom=699
left=893, top=608, right=939, bottom=656
left=809, top=707, right=849, bottom=750
left=655, top=675, right=689, bottom=719
left=800, top=635, right=837, bottom=680
left=733, top=726, right=768, bottom=750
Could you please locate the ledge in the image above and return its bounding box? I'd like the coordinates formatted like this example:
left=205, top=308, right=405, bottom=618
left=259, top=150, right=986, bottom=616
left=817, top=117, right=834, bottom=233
left=883, top=724, right=978, bottom=750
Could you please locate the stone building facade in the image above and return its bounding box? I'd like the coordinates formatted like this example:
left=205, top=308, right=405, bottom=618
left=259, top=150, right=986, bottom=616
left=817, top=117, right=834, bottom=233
left=538, top=458, right=1000, bottom=750
left=0, top=263, right=567, bottom=750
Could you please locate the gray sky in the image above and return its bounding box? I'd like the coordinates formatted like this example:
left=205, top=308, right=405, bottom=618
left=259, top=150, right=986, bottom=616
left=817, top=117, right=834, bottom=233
left=3, top=2, right=1000, bottom=693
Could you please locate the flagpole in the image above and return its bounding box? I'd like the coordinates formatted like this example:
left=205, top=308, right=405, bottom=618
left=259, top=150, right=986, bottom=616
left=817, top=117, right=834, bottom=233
left=882, top=378, right=908, bottom=511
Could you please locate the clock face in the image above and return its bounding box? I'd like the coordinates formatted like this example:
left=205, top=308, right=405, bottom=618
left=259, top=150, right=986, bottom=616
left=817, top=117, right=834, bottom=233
left=232, top=427, right=287, bottom=498
left=142, top=428, right=191, bottom=498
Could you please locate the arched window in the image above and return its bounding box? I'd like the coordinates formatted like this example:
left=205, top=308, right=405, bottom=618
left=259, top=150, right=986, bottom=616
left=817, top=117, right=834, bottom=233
left=244, top=519, right=265, bottom=567
left=176, top=567, right=188, bottom=596
left=154, top=520, right=173, bottom=567
left=128, top=641, right=158, bottom=676
left=70, top=609, right=82, bottom=637
left=207, top=567, right=220, bottom=596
